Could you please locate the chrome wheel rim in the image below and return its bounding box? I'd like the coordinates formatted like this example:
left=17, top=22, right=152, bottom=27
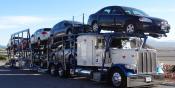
left=67, top=31, right=73, bottom=39
left=68, top=31, right=72, bottom=35
left=92, top=23, right=99, bottom=32
left=112, top=72, right=122, bottom=87
left=126, top=24, right=135, bottom=33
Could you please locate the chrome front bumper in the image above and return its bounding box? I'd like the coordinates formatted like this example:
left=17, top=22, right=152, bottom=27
left=127, top=74, right=164, bottom=87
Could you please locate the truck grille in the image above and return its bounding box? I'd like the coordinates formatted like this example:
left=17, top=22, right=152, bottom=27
left=138, top=51, right=157, bottom=74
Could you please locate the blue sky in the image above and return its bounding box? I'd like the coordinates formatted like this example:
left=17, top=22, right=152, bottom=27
left=0, top=0, right=175, bottom=45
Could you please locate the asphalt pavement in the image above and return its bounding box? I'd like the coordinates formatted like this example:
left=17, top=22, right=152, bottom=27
left=0, top=64, right=174, bottom=88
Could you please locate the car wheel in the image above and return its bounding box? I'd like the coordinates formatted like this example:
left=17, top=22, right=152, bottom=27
left=110, top=68, right=127, bottom=88
left=125, top=23, right=135, bottom=34
left=67, top=30, right=73, bottom=35
left=67, top=30, right=74, bottom=39
left=92, top=22, right=100, bottom=33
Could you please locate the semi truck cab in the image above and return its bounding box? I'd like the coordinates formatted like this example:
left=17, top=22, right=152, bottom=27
left=76, top=34, right=164, bottom=87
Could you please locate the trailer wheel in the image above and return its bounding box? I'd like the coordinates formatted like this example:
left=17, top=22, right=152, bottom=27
left=50, top=65, right=56, bottom=76
left=92, top=22, right=100, bottom=33
left=58, top=65, right=65, bottom=78
left=40, top=62, right=44, bottom=68
left=110, top=68, right=127, bottom=88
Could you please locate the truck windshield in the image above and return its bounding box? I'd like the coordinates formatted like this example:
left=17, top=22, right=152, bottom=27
left=122, top=7, right=149, bottom=17
left=96, top=38, right=105, bottom=49
left=110, top=38, right=132, bottom=49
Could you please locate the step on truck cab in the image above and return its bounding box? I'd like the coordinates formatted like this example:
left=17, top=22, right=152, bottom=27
left=75, top=33, right=164, bottom=87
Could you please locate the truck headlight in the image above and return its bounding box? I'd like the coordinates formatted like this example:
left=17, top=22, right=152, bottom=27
left=125, top=64, right=137, bottom=70
left=139, top=17, right=152, bottom=23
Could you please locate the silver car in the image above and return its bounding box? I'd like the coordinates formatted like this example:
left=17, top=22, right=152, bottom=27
left=31, top=28, right=51, bottom=44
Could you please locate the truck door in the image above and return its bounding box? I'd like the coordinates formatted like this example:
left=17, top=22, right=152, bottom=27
left=77, top=38, right=93, bottom=66
left=93, top=37, right=105, bottom=66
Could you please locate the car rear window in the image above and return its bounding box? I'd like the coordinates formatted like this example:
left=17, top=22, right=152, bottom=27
left=44, top=28, right=51, bottom=31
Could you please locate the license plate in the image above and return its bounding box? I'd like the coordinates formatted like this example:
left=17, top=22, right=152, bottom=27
left=145, top=77, right=152, bottom=82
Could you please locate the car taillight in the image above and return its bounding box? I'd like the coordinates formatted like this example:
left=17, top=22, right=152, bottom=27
left=42, top=32, right=47, bottom=34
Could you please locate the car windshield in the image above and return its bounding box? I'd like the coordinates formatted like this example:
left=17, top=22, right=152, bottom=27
left=122, top=7, right=149, bottom=17
left=69, top=21, right=82, bottom=25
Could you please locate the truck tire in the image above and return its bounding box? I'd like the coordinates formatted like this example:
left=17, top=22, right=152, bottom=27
left=109, top=68, right=127, bottom=88
left=67, top=55, right=77, bottom=77
left=92, top=22, right=100, bottom=33
left=68, top=55, right=77, bottom=69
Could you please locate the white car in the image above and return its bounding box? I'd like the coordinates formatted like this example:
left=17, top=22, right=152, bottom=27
left=31, top=28, right=51, bottom=44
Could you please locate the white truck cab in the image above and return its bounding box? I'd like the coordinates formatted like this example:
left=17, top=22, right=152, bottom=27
left=76, top=34, right=163, bottom=87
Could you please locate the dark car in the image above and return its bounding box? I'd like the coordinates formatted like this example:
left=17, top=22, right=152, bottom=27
left=88, top=6, right=170, bottom=36
left=50, top=20, right=90, bottom=42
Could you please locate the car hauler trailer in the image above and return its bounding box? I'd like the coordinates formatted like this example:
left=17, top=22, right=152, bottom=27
left=7, top=28, right=164, bottom=87
left=7, top=29, right=31, bottom=68
left=47, top=32, right=164, bottom=88
left=30, top=33, right=50, bottom=70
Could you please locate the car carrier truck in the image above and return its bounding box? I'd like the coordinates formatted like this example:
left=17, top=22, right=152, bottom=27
left=46, top=32, right=164, bottom=88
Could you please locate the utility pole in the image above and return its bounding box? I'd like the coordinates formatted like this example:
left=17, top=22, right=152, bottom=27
left=72, top=16, right=75, bottom=26
left=83, top=13, right=84, bottom=25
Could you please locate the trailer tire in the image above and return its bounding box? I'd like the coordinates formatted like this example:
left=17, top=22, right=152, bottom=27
left=58, top=65, right=65, bottom=78
left=50, top=65, right=56, bottom=76
left=109, top=68, right=127, bottom=88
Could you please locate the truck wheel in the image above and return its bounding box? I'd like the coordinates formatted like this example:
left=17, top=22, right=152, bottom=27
left=110, top=68, right=127, bottom=88
left=67, top=29, right=74, bottom=39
